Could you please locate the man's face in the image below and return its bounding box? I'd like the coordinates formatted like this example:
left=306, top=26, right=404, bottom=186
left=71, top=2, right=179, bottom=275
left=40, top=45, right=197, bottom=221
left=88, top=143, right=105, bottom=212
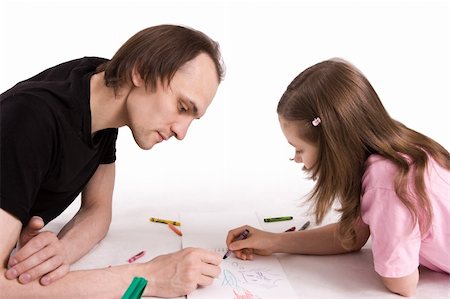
left=126, top=53, right=219, bottom=150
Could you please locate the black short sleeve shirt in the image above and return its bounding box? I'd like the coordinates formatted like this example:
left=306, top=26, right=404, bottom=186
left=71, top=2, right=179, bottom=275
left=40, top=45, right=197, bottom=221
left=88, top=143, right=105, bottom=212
left=0, top=57, right=118, bottom=225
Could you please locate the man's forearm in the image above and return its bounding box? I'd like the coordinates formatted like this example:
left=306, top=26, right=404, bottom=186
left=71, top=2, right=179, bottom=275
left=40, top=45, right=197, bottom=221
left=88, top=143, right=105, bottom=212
left=58, top=205, right=112, bottom=264
left=1, top=263, right=142, bottom=298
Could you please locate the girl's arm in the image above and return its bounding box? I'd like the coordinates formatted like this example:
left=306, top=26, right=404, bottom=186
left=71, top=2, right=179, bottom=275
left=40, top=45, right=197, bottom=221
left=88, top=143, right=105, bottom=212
left=226, top=221, right=370, bottom=259
left=381, top=270, right=419, bottom=297
left=274, top=221, right=370, bottom=254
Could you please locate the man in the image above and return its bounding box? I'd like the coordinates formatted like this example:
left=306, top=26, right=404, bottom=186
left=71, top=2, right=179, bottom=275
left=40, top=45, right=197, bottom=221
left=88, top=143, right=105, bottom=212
left=0, top=24, right=224, bottom=297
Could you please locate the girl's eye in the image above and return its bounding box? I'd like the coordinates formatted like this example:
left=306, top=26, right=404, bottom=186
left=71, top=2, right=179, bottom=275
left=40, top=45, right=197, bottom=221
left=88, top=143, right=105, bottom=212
left=296, top=150, right=303, bottom=155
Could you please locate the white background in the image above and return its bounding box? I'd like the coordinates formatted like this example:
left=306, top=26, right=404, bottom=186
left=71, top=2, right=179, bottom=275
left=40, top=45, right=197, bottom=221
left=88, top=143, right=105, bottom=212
left=1, top=0, right=449, bottom=217
left=1, top=2, right=449, bottom=298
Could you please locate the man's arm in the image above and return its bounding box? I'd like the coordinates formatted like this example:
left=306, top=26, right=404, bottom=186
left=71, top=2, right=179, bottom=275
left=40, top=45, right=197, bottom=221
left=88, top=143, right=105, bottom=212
left=0, top=207, right=140, bottom=297
left=0, top=205, right=129, bottom=296
left=59, top=162, right=115, bottom=264
left=0, top=208, right=222, bottom=298
left=6, top=163, right=115, bottom=284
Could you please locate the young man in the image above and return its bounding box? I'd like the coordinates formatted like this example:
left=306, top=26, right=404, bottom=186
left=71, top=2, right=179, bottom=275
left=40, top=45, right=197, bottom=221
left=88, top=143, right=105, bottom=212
left=0, top=24, right=224, bottom=297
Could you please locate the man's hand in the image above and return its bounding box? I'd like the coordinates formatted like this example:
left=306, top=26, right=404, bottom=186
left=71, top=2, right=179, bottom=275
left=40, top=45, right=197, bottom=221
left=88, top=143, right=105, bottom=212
left=143, top=247, right=222, bottom=297
left=5, top=216, right=69, bottom=285
left=17, top=216, right=45, bottom=249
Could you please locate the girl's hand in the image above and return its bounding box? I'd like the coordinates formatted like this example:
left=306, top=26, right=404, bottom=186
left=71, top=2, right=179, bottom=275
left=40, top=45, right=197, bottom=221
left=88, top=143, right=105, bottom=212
left=5, top=216, right=69, bottom=285
left=225, top=225, right=278, bottom=260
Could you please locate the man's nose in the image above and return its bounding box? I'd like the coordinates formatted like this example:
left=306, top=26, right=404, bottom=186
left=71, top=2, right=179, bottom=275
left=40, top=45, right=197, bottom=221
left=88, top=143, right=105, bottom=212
left=171, top=118, right=193, bottom=140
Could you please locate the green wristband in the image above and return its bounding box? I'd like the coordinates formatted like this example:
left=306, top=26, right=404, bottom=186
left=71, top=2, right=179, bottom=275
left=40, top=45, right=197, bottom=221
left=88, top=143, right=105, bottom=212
left=121, top=276, right=148, bottom=299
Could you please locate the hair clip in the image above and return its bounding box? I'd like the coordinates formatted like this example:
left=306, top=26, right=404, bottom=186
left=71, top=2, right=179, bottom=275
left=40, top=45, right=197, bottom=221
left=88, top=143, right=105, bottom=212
left=312, top=117, right=321, bottom=127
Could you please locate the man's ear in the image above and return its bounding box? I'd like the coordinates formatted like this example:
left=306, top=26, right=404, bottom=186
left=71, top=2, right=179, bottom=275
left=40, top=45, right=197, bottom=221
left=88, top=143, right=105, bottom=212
left=131, top=67, right=144, bottom=87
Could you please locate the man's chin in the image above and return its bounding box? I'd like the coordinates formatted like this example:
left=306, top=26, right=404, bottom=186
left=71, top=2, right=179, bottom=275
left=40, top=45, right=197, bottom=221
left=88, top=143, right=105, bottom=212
left=139, top=143, right=155, bottom=150
left=134, top=138, right=156, bottom=150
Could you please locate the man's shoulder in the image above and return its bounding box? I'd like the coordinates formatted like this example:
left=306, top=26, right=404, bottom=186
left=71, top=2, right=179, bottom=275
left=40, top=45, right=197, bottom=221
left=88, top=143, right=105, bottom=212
left=52, top=56, right=108, bottom=71
left=27, top=56, right=108, bottom=82
left=1, top=57, right=107, bottom=99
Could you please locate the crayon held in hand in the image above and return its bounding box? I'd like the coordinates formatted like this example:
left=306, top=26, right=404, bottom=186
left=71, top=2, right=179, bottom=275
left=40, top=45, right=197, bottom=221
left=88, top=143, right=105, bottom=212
left=223, top=229, right=250, bottom=259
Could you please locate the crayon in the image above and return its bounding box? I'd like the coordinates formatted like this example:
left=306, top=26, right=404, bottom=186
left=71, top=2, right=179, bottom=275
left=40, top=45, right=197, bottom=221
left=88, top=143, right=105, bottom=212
left=128, top=251, right=145, bottom=263
left=299, top=220, right=310, bottom=231
left=168, top=223, right=183, bottom=236
left=284, top=226, right=296, bottom=232
left=149, top=217, right=181, bottom=226
left=263, top=216, right=293, bottom=223
left=223, top=229, right=250, bottom=259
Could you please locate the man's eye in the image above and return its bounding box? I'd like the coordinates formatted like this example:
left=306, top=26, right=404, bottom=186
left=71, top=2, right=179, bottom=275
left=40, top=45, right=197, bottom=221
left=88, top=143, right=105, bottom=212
left=178, top=102, right=188, bottom=112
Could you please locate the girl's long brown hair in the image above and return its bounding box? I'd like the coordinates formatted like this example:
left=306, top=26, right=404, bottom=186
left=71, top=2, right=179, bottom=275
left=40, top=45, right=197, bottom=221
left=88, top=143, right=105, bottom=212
left=277, top=58, right=450, bottom=248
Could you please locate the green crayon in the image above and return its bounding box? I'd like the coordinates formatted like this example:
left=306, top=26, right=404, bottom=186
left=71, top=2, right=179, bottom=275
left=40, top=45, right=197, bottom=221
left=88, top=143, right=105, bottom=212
left=263, top=216, right=293, bottom=222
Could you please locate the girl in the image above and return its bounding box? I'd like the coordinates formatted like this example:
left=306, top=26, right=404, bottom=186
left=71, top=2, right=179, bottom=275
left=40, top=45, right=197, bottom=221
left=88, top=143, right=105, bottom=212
left=226, top=59, right=449, bottom=297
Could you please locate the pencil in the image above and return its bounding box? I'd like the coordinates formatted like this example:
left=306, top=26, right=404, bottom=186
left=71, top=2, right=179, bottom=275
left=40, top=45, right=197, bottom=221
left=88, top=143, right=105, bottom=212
left=168, top=223, right=183, bottom=236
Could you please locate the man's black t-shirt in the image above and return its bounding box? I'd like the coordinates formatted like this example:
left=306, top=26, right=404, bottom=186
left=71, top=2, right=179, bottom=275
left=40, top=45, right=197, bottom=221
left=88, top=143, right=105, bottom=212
left=0, top=57, right=118, bottom=225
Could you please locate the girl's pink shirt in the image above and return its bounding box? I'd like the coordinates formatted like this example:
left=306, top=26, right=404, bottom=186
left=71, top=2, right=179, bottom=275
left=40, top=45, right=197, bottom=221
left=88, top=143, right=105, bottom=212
left=361, top=154, right=450, bottom=278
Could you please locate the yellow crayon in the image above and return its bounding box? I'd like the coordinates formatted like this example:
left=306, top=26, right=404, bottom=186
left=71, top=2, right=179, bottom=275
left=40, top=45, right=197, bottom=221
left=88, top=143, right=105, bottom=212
left=149, top=217, right=181, bottom=226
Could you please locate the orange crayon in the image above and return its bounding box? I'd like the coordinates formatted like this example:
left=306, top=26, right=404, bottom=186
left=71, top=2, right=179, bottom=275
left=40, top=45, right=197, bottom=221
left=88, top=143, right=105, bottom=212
left=168, top=223, right=183, bottom=236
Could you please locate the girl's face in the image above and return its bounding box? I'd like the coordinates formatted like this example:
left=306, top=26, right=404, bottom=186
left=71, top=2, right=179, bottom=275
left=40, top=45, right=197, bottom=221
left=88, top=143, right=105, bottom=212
left=279, top=116, right=319, bottom=170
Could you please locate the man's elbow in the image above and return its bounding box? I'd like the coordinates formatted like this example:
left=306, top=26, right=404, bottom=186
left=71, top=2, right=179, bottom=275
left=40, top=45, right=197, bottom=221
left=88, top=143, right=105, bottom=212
left=1, top=268, right=16, bottom=296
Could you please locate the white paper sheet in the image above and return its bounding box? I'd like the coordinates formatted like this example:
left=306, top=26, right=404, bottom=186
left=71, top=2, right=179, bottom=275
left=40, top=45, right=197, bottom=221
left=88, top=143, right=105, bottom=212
left=180, top=212, right=298, bottom=299
left=191, top=255, right=297, bottom=299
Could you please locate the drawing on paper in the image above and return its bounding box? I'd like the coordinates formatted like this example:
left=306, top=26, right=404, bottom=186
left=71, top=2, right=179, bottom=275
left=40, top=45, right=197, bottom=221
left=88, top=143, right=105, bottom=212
left=218, top=260, right=284, bottom=298
left=180, top=213, right=298, bottom=299
left=222, top=269, right=261, bottom=299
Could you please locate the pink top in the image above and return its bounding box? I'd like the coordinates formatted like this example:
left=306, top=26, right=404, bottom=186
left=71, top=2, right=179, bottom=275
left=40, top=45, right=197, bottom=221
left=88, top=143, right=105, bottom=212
left=361, top=154, right=450, bottom=277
